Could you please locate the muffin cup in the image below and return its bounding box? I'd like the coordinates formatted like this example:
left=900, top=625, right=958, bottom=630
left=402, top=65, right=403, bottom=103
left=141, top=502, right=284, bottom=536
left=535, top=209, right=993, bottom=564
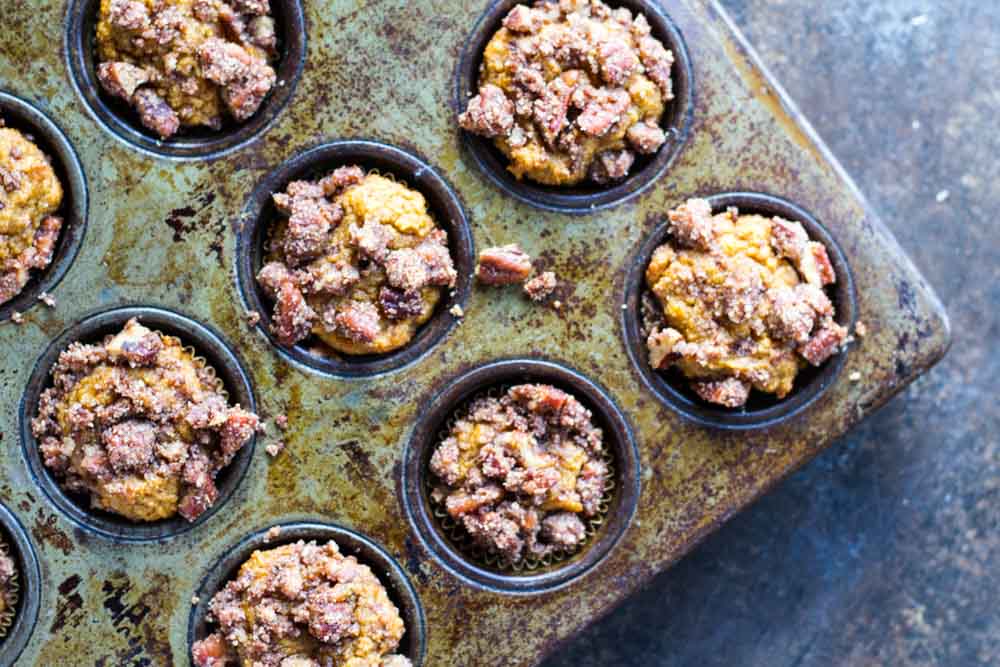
left=455, top=0, right=695, bottom=213
left=19, top=306, right=258, bottom=542
left=64, top=0, right=306, bottom=159
left=0, top=91, right=88, bottom=323
left=235, top=140, right=475, bottom=378
left=401, top=359, right=640, bottom=595
left=0, top=503, right=40, bottom=667
left=622, top=192, right=858, bottom=430
left=188, top=521, right=426, bottom=666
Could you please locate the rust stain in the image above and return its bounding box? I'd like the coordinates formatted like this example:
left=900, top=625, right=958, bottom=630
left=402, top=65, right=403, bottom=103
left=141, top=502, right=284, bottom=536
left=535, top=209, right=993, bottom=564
left=32, top=508, right=74, bottom=556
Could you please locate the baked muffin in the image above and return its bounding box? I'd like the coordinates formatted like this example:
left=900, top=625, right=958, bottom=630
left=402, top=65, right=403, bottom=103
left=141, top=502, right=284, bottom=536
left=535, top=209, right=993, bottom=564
left=31, top=318, right=259, bottom=522
left=644, top=198, right=848, bottom=408
left=0, top=123, right=63, bottom=306
left=459, top=0, right=674, bottom=186
left=429, top=384, right=609, bottom=564
left=192, top=539, right=411, bottom=667
left=95, top=0, right=278, bottom=138
left=257, top=166, right=457, bottom=356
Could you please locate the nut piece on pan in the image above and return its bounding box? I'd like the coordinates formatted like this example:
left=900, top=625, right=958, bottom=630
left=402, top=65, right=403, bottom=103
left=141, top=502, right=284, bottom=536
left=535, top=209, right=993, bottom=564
left=476, top=244, right=532, bottom=285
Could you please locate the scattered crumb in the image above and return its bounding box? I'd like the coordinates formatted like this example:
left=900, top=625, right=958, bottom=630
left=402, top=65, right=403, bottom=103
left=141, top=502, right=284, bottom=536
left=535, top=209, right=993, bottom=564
left=523, top=271, right=558, bottom=302
left=936, top=189, right=950, bottom=203
left=246, top=310, right=261, bottom=327
left=275, top=414, right=288, bottom=430
left=264, top=526, right=282, bottom=542
left=849, top=371, right=862, bottom=382
left=449, top=304, right=464, bottom=318
left=552, top=300, right=562, bottom=310
left=621, top=303, right=628, bottom=310
left=10, top=311, right=23, bottom=325
left=910, top=14, right=929, bottom=27
left=39, top=292, right=56, bottom=308
left=191, top=596, right=200, bottom=605
left=266, top=441, right=285, bottom=457
left=912, top=119, right=921, bottom=130
left=855, top=321, right=868, bottom=338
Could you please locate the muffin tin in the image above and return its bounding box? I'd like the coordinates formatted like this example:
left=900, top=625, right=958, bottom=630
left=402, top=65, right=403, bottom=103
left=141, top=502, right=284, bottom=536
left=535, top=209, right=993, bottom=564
left=0, top=1, right=949, bottom=665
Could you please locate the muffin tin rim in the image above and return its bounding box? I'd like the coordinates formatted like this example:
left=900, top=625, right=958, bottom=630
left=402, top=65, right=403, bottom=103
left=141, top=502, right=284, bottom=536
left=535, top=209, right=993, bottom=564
left=621, top=191, right=859, bottom=430
left=18, top=305, right=259, bottom=543
left=400, top=357, right=641, bottom=596
left=454, top=0, right=697, bottom=214
left=187, top=520, right=428, bottom=667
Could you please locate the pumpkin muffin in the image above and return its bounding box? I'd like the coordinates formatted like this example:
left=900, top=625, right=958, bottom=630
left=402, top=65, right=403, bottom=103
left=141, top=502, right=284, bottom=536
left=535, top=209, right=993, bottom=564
left=192, top=539, right=411, bottom=667
left=0, top=124, right=63, bottom=306
left=95, top=0, right=278, bottom=138
left=644, top=198, right=848, bottom=408
left=429, top=384, right=609, bottom=564
left=31, top=318, right=259, bottom=522
left=257, top=166, right=457, bottom=356
left=459, top=0, right=675, bottom=186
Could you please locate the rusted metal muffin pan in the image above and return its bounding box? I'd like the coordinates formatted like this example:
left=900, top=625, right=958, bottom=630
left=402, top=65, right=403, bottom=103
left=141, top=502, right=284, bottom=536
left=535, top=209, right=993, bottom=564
left=0, top=1, right=949, bottom=666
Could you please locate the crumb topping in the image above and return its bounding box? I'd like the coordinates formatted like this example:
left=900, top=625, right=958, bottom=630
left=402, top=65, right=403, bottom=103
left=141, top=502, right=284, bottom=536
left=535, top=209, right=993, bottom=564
left=96, top=0, right=278, bottom=138
left=257, top=167, right=457, bottom=356
left=429, top=384, right=608, bottom=563
left=192, top=540, right=411, bottom=667
left=0, top=126, right=63, bottom=306
left=643, top=198, right=848, bottom=407
left=459, top=0, right=674, bottom=186
left=30, top=318, right=259, bottom=522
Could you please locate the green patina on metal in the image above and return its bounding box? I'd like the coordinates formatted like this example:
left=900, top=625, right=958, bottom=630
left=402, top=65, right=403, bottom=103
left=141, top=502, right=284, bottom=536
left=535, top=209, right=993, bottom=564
left=0, top=1, right=949, bottom=665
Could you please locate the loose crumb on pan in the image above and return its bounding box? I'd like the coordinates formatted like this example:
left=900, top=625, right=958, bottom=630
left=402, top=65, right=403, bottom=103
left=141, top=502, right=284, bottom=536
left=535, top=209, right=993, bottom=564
left=274, top=413, right=288, bottom=430
left=429, top=384, right=608, bottom=564
left=264, top=525, right=282, bottom=542
left=849, top=371, right=862, bottom=382
left=265, top=440, right=284, bottom=457
left=459, top=0, right=675, bottom=186
left=191, top=595, right=200, bottom=605
left=855, top=320, right=867, bottom=338
left=476, top=244, right=532, bottom=285
left=523, top=271, right=558, bottom=302
left=30, top=318, right=259, bottom=523
left=449, top=304, right=464, bottom=318
left=245, top=310, right=261, bottom=327
left=192, top=540, right=411, bottom=667
left=10, top=311, right=23, bottom=325
left=39, top=291, right=56, bottom=308
left=643, top=198, right=848, bottom=408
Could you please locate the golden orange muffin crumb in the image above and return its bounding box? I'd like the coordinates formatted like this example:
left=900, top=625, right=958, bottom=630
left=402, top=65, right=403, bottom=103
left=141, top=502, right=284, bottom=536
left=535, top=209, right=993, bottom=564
left=257, top=166, right=457, bottom=356
left=192, top=540, right=411, bottom=667
left=429, top=384, right=608, bottom=563
left=96, top=0, right=278, bottom=138
left=644, top=198, right=848, bottom=407
left=31, top=318, right=259, bottom=522
left=0, top=125, right=63, bottom=305
left=459, top=0, right=674, bottom=186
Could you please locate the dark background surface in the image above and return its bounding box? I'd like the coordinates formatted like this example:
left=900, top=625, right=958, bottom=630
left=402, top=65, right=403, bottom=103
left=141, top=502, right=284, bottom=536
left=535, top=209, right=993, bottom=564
left=546, top=1, right=998, bottom=665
